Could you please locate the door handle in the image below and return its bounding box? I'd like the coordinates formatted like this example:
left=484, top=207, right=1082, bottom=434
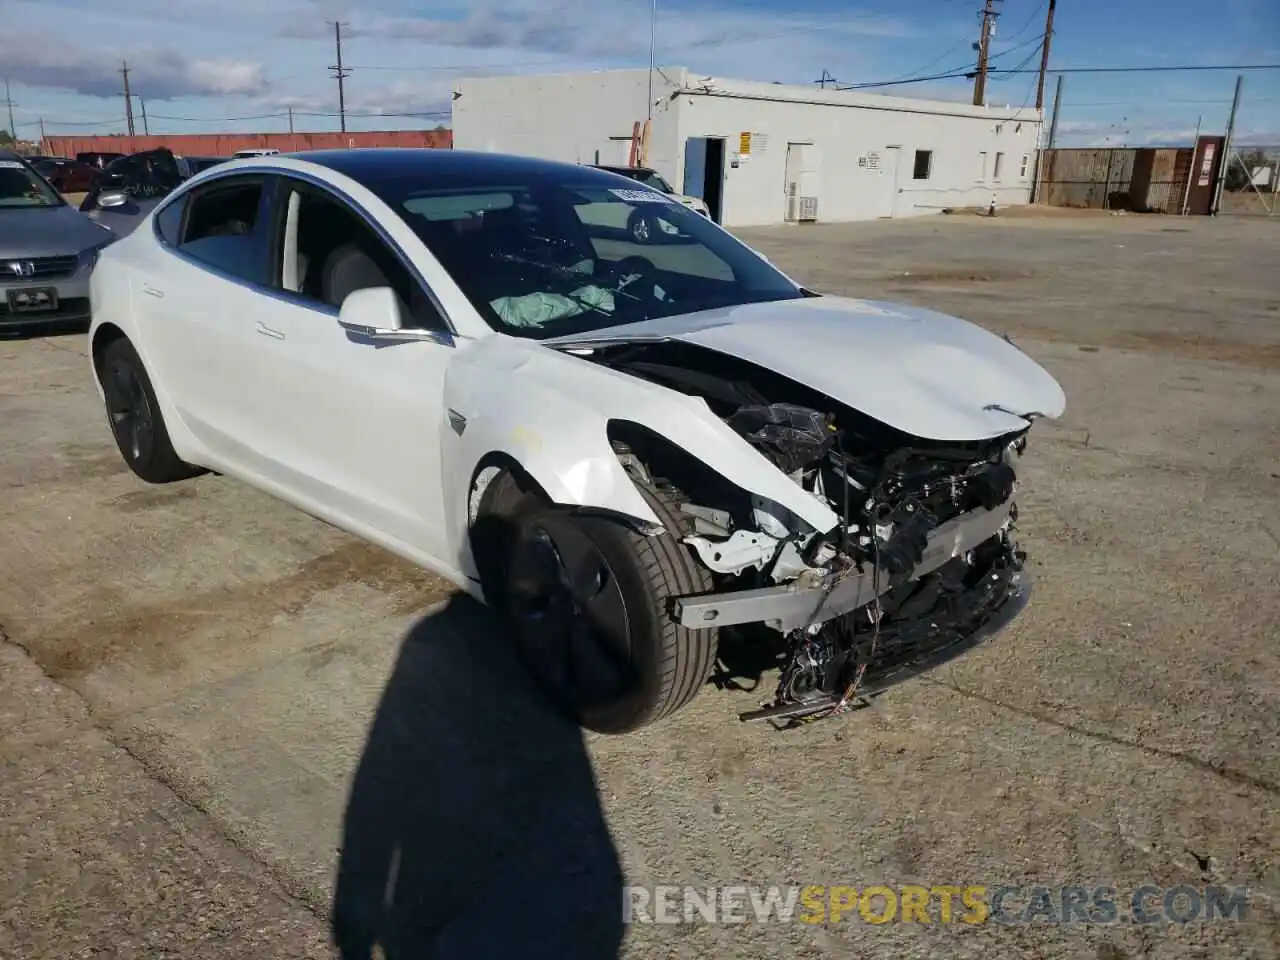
left=256, top=321, right=285, bottom=341
left=142, top=285, right=165, bottom=298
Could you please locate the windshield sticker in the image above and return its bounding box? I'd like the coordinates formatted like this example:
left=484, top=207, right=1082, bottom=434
left=0, top=160, right=27, bottom=169
left=609, top=188, right=676, bottom=204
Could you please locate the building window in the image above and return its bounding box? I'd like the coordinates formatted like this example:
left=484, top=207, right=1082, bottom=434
left=993, top=152, right=1006, bottom=180
left=1019, top=154, right=1031, bottom=178
left=912, top=150, right=932, bottom=180
left=978, top=151, right=988, bottom=181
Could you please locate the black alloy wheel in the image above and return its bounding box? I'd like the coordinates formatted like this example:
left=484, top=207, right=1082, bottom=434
left=103, top=356, right=155, bottom=467
left=507, top=514, right=637, bottom=717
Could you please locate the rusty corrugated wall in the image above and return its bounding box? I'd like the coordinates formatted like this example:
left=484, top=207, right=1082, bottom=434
left=41, top=129, right=452, bottom=158
left=1038, top=146, right=1204, bottom=213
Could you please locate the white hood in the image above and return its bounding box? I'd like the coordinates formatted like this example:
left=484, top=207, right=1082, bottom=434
left=544, top=295, right=1066, bottom=441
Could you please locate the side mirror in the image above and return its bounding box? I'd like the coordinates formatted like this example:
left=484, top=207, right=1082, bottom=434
left=97, top=190, right=129, bottom=209
left=337, top=286, right=443, bottom=342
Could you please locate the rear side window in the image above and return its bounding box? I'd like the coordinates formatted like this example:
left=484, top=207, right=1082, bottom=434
left=176, top=178, right=265, bottom=284
left=154, top=198, right=185, bottom=246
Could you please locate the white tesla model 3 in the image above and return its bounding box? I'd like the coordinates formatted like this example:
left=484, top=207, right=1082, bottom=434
left=88, top=149, right=1065, bottom=734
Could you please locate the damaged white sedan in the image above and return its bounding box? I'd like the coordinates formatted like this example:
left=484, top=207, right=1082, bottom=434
left=88, top=149, right=1065, bottom=733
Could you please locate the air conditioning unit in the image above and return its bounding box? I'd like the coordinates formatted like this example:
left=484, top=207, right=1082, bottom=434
left=798, top=196, right=818, bottom=222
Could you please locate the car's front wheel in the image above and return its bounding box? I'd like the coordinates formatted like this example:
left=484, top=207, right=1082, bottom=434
left=98, top=337, right=202, bottom=484
left=479, top=476, right=718, bottom=734
left=627, top=209, right=659, bottom=244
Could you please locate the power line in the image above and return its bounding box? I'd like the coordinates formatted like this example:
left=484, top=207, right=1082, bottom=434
left=839, top=61, right=1280, bottom=91
left=999, top=0, right=1047, bottom=45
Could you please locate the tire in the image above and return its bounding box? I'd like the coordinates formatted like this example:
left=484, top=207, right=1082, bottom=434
left=491, top=477, right=718, bottom=734
left=627, top=209, right=657, bottom=244
left=98, top=337, right=202, bottom=484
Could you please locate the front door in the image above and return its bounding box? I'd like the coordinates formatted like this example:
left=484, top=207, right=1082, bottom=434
left=241, top=175, right=457, bottom=562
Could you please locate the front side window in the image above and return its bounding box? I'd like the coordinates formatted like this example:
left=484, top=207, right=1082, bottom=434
left=176, top=178, right=265, bottom=283
left=370, top=172, right=802, bottom=340
left=0, top=159, right=63, bottom=208
left=271, top=179, right=445, bottom=330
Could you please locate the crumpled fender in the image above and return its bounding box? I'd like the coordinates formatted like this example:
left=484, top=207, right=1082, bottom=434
left=440, top=336, right=840, bottom=576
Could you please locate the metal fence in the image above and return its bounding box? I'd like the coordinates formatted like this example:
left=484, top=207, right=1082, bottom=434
left=1218, top=145, right=1280, bottom=216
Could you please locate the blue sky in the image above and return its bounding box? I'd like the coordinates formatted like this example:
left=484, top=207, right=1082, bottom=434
left=2, top=0, right=1277, bottom=146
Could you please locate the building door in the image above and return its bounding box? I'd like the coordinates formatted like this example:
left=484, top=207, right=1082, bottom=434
left=682, top=137, right=726, bottom=222
left=877, top=147, right=901, bottom=218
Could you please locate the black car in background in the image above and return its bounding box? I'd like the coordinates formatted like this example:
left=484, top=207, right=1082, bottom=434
left=76, top=152, right=127, bottom=169
left=78, top=148, right=187, bottom=236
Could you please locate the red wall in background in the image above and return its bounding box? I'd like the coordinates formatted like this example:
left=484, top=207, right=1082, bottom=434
left=41, top=129, right=452, bottom=158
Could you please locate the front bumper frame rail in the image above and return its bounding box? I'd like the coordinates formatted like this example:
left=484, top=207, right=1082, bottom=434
left=672, top=501, right=1015, bottom=634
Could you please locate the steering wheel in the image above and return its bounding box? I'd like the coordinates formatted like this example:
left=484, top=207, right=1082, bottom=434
left=608, top=256, right=661, bottom=300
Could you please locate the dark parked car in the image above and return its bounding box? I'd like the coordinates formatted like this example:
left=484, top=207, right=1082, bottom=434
left=76, top=151, right=126, bottom=169
left=78, top=147, right=187, bottom=236
left=30, top=157, right=101, bottom=194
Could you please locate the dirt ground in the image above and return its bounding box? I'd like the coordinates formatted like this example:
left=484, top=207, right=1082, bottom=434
left=2, top=213, right=1278, bottom=959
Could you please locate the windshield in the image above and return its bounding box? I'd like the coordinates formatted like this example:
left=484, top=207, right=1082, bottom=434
left=374, top=174, right=802, bottom=339
left=0, top=160, right=62, bottom=208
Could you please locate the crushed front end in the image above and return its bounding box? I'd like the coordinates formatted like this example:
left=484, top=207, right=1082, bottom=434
left=674, top=408, right=1031, bottom=725
left=575, top=340, right=1039, bottom=726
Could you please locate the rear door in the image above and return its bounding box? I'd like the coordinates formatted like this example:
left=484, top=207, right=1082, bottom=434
left=134, top=173, right=276, bottom=468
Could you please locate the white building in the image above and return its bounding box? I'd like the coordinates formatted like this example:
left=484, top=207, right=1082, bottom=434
left=452, top=67, right=1043, bottom=228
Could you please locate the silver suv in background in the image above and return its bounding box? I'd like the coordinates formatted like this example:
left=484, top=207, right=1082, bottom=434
left=0, top=151, right=116, bottom=331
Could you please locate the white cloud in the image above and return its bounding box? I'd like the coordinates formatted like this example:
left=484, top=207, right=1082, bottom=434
left=0, top=31, right=266, bottom=100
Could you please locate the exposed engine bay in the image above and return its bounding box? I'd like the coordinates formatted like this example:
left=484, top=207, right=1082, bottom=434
left=569, top=339, right=1033, bottom=727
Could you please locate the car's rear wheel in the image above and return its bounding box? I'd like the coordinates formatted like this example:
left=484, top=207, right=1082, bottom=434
left=478, top=475, right=718, bottom=734
left=98, top=337, right=202, bottom=484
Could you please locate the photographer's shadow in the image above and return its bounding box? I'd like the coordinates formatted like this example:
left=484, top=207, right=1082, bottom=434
left=332, top=594, right=623, bottom=959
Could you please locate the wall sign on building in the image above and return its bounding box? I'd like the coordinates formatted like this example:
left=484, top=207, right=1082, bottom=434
left=739, top=131, right=752, bottom=155
left=1198, top=143, right=1216, bottom=187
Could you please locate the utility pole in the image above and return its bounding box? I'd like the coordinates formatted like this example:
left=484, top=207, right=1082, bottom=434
left=972, top=0, right=1001, bottom=106
left=288, top=106, right=295, bottom=134
left=328, top=21, right=351, bottom=133
left=121, top=61, right=135, bottom=136
left=647, top=0, right=656, bottom=121
left=1035, top=0, right=1057, bottom=110
left=3, top=77, right=16, bottom=138
left=139, top=97, right=149, bottom=136
left=1032, top=74, right=1064, bottom=203
left=1047, top=74, right=1064, bottom=148
left=1211, top=74, right=1243, bottom=216
left=39, top=117, right=45, bottom=144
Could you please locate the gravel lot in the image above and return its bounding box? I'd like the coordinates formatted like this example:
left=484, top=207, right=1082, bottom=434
left=2, top=212, right=1277, bottom=959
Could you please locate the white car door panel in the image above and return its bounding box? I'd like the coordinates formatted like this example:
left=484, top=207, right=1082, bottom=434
left=136, top=253, right=266, bottom=464
left=240, top=296, right=455, bottom=562
left=238, top=175, right=456, bottom=563
left=132, top=176, right=276, bottom=471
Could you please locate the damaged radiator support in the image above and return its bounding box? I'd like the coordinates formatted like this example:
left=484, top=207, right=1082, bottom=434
left=671, top=500, right=1015, bottom=634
